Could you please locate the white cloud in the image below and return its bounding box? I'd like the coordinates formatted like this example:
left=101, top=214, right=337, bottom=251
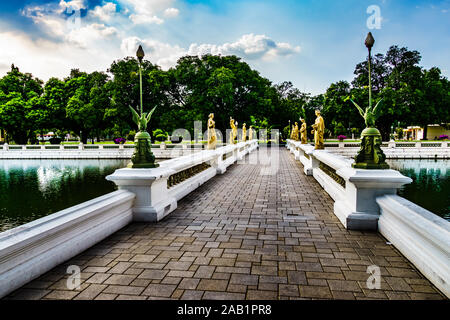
left=120, top=0, right=177, bottom=24
left=164, top=8, right=179, bottom=18
left=66, top=23, right=118, bottom=48
left=90, top=2, right=117, bottom=22
left=120, top=34, right=301, bottom=70
left=121, top=36, right=185, bottom=69
left=0, top=30, right=121, bottom=81
left=129, top=14, right=164, bottom=25
left=21, top=1, right=120, bottom=48
left=188, top=34, right=301, bottom=60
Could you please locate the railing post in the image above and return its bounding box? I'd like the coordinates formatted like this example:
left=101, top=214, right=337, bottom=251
left=3, top=143, right=8, bottom=151
left=106, top=167, right=176, bottom=222
left=334, top=167, right=412, bottom=230
left=79, top=143, right=84, bottom=150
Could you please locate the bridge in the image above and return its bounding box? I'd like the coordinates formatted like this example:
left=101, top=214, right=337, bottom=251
left=2, top=145, right=446, bottom=300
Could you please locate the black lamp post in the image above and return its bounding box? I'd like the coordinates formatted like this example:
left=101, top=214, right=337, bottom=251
left=127, top=45, right=159, bottom=168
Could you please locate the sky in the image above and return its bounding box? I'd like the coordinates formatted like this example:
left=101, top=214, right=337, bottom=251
left=0, top=0, right=449, bottom=94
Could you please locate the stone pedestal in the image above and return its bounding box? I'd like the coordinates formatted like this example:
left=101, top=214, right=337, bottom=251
left=334, top=167, right=412, bottom=230
left=129, top=131, right=159, bottom=168
left=352, top=127, right=389, bottom=169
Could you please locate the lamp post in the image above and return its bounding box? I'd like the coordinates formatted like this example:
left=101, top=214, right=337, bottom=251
left=349, top=32, right=389, bottom=169
left=128, top=45, right=159, bottom=168
left=288, top=120, right=291, bottom=139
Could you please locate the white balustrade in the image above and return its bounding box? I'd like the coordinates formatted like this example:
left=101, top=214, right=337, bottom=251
left=287, top=139, right=450, bottom=298
left=106, top=140, right=258, bottom=222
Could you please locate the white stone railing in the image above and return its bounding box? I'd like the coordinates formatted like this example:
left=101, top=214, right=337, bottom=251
left=322, top=141, right=450, bottom=159
left=287, top=139, right=450, bottom=298
left=106, top=140, right=258, bottom=222
left=0, top=190, right=135, bottom=298
left=323, top=141, right=449, bottom=148
left=0, top=143, right=225, bottom=159
left=287, top=139, right=412, bottom=230
left=377, top=195, right=450, bottom=297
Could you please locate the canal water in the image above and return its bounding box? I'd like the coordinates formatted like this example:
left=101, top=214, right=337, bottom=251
left=0, top=159, right=130, bottom=232
left=0, top=159, right=448, bottom=232
left=386, top=159, right=450, bottom=221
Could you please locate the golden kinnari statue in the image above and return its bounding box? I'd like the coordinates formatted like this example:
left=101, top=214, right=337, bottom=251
left=311, top=110, right=325, bottom=149
left=230, top=117, right=237, bottom=144
left=290, top=124, right=295, bottom=140
left=242, top=123, right=247, bottom=142
left=300, top=118, right=308, bottom=144
left=292, top=122, right=300, bottom=141
left=249, top=125, right=254, bottom=140
left=207, top=113, right=217, bottom=149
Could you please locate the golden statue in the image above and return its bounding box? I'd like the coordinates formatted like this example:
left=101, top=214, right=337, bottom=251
left=300, top=118, right=308, bottom=144
left=249, top=125, right=254, bottom=140
left=242, top=123, right=247, bottom=142
left=207, top=113, right=217, bottom=149
left=311, top=110, right=325, bottom=149
left=291, top=122, right=299, bottom=141
left=230, top=117, right=237, bottom=144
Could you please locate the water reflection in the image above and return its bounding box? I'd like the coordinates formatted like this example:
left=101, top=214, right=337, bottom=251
left=0, top=159, right=130, bottom=232
left=386, top=159, right=450, bottom=220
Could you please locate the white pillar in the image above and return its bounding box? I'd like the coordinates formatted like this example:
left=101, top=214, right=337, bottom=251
left=334, top=167, right=412, bottom=230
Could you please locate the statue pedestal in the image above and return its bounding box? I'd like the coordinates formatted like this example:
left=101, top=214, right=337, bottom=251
left=129, top=131, right=159, bottom=168
left=334, top=167, right=412, bottom=230
left=352, top=127, right=389, bottom=169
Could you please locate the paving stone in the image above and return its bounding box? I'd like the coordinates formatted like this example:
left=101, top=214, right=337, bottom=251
left=138, top=269, right=169, bottom=280
left=247, top=290, right=278, bottom=300
left=142, top=284, right=177, bottom=297
left=43, top=290, right=79, bottom=300
left=197, top=279, right=228, bottom=291
left=229, top=274, right=259, bottom=286
left=178, top=278, right=200, bottom=290
left=104, top=275, right=136, bottom=286
left=251, top=265, right=278, bottom=276
left=103, top=285, right=144, bottom=295
left=299, top=286, right=332, bottom=299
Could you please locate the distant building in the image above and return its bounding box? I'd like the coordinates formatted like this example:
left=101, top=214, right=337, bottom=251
left=36, top=132, right=55, bottom=142
left=0, top=129, right=5, bottom=143
left=426, top=124, right=450, bottom=140
left=402, top=124, right=450, bottom=140
left=403, top=126, right=423, bottom=140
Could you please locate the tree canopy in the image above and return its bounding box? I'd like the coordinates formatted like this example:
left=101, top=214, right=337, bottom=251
left=0, top=44, right=448, bottom=144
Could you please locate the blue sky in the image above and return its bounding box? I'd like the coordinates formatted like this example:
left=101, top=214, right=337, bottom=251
left=0, top=0, right=449, bottom=94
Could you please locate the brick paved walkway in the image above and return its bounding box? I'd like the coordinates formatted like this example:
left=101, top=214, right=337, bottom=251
left=6, top=147, right=446, bottom=300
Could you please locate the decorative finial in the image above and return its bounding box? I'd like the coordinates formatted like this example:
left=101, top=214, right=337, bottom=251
left=136, top=45, right=145, bottom=63
left=365, top=32, right=375, bottom=51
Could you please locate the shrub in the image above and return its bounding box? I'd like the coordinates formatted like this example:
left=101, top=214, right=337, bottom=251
left=49, top=137, right=62, bottom=145
left=113, top=137, right=126, bottom=144
left=127, top=130, right=136, bottom=141
left=337, top=135, right=347, bottom=141
left=153, top=129, right=168, bottom=142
